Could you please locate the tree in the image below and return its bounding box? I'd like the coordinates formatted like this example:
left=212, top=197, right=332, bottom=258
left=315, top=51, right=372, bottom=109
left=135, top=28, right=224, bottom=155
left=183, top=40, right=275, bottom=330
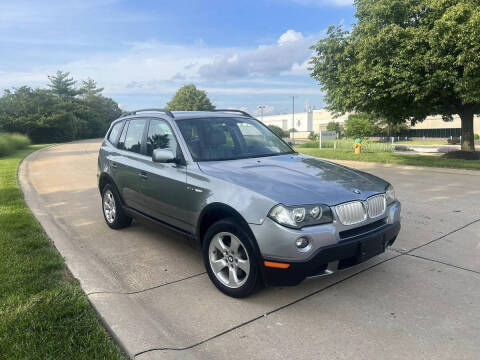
left=310, top=0, right=480, bottom=151
left=47, top=70, right=80, bottom=98
left=166, top=84, right=215, bottom=111
left=80, top=78, right=104, bottom=99
left=268, top=125, right=286, bottom=138
left=344, top=113, right=380, bottom=138
left=326, top=121, right=342, bottom=133
left=0, top=73, right=122, bottom=143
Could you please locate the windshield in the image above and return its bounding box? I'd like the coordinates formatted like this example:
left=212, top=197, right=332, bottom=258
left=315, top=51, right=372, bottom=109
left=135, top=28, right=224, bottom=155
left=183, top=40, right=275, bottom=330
left=176, top=117, right=294, bottom=161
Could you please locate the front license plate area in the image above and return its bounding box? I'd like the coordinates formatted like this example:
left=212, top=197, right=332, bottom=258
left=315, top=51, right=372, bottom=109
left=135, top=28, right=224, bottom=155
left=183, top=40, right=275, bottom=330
left=356, top=235, right=385, bottom=263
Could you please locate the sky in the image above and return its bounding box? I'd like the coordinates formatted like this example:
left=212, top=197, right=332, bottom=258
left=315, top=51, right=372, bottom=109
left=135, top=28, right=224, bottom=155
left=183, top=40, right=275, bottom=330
left=0, top=0, right=355, bottom=115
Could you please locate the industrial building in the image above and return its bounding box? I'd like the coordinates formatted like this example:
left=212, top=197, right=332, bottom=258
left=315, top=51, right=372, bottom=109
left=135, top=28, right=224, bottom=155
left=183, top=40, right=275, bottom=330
left=259, top=108, right=480, bottom=139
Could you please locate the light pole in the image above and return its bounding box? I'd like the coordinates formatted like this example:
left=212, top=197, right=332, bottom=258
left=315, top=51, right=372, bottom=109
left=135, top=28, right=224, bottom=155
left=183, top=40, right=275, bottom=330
left=257, top=105, right=266, bottom=122
left=291, top=96, right=296, bottom=142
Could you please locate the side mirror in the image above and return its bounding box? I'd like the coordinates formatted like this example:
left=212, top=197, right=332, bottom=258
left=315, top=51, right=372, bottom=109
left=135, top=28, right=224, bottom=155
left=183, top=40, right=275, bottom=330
left=152, top=148, right=175, bottom=163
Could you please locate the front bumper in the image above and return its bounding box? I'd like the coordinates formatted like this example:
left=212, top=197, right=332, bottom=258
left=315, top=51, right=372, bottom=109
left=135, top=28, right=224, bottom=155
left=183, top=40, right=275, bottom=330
left=263, top=221, right=400, bottom=285
left=249, top=201, right=402, bottom=286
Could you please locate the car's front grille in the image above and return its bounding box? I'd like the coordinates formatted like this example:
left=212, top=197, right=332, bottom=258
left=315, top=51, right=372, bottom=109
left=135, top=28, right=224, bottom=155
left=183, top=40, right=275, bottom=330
left=335, top=194, right=387, bottom=226
left=335, top=201, right=367, bottom=225
left=367, top=194, right=386, bottom=218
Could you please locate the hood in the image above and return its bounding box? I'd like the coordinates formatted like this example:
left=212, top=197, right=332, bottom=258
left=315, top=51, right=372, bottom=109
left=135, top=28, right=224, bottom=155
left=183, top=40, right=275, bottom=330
left=198, top=154, right=389, bottom=206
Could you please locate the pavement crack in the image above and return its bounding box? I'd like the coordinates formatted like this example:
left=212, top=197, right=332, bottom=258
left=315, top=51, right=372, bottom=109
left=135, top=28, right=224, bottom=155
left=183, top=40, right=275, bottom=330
left=134, top=254, right=404, bottom=358
left=404, top=218, right=480, bottom=255
left=87, top=272, right=206, bottom=296
left=133, top=217, right=480, bottom=358
left=405, top=254, right=480, bottom=275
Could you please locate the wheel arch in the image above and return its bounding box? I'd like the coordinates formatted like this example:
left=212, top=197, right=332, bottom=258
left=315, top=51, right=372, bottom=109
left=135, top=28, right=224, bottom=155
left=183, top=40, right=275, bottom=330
left=198, top=202, right=266, bottom=284
left=197, top=203, right=256, bottom=246
left=98, top=173, right=125, bottom=205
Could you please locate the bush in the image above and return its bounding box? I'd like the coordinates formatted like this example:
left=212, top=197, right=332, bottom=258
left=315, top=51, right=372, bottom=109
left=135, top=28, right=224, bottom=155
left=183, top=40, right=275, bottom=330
left=0, top=133, right=31, bottom=157
left=268, top=125, right=286, bottom=138
left=448, top=137, right=460, bottom=145
left=475, top=134, right=479, bottom=140
left=9, top=133, right=31, bottom=149
left=308, top=132, right=319, bottom=141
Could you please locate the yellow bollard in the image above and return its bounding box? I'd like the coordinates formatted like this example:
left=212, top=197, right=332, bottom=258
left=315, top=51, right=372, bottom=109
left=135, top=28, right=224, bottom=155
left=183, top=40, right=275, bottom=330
left=354, top=139, right=362, bottom=154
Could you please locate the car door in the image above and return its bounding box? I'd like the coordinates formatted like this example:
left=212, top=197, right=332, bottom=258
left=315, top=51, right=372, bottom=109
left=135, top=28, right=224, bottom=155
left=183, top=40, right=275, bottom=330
left=111, top=118, right=151, bottom=213
left=140, top=118, right=192, bottom=233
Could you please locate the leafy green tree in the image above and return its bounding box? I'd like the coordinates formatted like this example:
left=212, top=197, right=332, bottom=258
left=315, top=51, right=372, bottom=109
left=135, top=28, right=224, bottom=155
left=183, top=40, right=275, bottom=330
left=47, top=70, right=80, bottom=98
left=326, top=121, right=342, bottom=133
left=268, top=125, right=286, bottom=138
left=80, top=78, right=104, bottom=99
left=344, top=113, right=380, bottom=138
left=308, top=131, right=319, bottom=141
left=0, top=73, right=122, bottom=143
left=166, top=84, right=215, bottom=111
left=310, top=0, right=480, bottom=151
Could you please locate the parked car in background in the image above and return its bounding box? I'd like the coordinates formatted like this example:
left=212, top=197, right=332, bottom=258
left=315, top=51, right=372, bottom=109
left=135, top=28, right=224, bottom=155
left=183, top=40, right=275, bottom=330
left=98, top=109, right=401, bottom=297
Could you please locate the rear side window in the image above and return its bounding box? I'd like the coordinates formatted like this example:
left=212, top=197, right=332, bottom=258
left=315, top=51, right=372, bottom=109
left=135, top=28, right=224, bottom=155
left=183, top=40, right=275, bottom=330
left=121, top=119, right=147, bottom=154
left=107, top=121, right=124, bottom=145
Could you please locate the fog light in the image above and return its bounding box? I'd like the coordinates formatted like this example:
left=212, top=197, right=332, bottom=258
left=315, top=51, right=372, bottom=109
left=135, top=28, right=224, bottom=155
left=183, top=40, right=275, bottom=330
left=295, top=237, right=309, bottom=249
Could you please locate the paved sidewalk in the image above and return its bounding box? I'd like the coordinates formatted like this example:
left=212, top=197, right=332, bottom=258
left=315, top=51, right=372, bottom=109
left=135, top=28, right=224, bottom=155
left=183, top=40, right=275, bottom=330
left=19, top=139, right=480, bottom=359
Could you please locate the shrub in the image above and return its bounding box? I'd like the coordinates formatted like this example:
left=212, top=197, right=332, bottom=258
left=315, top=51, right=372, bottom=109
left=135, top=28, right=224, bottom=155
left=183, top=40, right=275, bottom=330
left=475, top=134, right=479, bottom=140
left=308, top=132, right=319, bottom=141
left=9, top=133, right=31, bottom=149
left=0, top=135, right=15, bottom=157
left=268, top=125, right=286, bottom=138
left=448, top=137, right=460, bottom=145
left=0, top=133, right=31, bottom=157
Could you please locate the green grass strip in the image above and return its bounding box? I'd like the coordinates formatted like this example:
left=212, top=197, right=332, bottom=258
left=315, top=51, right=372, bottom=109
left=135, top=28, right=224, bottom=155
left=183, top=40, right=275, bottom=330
left=0, top=146, right=126, bottom=359
left=298, top=148, right=480, bottom=170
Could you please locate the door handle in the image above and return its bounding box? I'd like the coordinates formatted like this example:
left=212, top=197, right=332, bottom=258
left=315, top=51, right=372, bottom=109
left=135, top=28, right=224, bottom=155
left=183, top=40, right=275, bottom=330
left=139, top=171, right=148, bottom=180
left=111, top=162, right=118, bottom=169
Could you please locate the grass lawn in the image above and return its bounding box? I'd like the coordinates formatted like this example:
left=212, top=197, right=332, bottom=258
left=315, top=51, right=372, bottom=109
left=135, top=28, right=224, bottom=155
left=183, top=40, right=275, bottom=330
left=297, top=148, right=480, bottom=170
left=0, top=145, right=126, bottom=359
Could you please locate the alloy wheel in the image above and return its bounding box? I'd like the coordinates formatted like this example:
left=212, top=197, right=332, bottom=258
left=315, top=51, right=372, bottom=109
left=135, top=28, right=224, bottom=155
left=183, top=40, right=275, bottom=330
left=208, top=232, right=250, bottom=288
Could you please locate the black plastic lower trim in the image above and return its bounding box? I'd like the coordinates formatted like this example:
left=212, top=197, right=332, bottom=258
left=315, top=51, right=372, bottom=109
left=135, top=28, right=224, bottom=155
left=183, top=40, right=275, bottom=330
left=263, top=222, right=401, bottom=286
left=123, top=206, right=197, bottom=240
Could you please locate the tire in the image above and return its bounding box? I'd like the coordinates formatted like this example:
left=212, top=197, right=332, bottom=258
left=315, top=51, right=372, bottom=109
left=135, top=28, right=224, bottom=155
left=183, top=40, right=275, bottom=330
left=101, top=183, right=132, bottom=229
left=203, top=218, right=262, bottom=298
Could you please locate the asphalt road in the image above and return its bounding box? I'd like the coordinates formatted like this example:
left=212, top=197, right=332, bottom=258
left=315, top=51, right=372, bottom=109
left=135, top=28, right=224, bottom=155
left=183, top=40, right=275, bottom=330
left=19, top=139, right=480, bottom=360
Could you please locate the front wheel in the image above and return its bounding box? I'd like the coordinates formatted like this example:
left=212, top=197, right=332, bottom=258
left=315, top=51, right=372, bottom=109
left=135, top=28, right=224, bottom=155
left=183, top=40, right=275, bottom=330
left=102, top=184, right=132, bottom=229
left=203, top=218, right=262, bottom=298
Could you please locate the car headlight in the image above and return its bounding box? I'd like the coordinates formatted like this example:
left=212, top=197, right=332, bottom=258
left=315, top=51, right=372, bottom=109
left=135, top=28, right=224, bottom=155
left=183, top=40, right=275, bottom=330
left=386, top=184, right=396, bottom=204
left=268, top=204, right=333, bottom=229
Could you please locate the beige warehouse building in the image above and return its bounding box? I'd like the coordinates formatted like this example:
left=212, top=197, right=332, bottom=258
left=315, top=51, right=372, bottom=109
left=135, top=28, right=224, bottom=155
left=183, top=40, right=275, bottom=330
left=260, top=108, right=480, bottom=139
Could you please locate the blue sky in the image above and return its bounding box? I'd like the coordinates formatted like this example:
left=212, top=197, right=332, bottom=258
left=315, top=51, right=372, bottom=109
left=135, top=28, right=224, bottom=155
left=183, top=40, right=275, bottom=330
left=0, top=0, right=355, bottom=115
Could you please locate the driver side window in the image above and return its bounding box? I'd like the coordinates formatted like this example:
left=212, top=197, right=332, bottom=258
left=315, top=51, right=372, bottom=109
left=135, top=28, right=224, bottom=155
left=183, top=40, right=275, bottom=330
left=146, top=119, right=179, bottom=157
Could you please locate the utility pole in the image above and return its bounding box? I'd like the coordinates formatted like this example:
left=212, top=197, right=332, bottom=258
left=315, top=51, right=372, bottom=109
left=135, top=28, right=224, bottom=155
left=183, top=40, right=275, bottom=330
left=257, top=105, right=266, bottom=122
left=291, top=96, right=296, bottom=142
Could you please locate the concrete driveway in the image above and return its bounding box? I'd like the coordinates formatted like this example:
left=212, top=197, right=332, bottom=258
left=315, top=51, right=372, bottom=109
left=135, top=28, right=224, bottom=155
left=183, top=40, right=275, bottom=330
left=19, top=139, right=480, bottom=359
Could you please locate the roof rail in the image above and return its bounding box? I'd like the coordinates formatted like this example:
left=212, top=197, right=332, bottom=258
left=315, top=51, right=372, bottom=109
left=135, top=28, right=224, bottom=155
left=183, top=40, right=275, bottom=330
left=123, top=108, right=174, bottom=118
left=212, top=109, right=253, bottom=118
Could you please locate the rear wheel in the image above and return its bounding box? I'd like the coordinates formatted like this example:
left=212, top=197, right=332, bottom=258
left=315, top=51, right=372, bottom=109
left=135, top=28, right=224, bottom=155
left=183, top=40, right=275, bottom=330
left=203, top=218, right=261, bottom=297
left=102, top=184, right=132, bottom=229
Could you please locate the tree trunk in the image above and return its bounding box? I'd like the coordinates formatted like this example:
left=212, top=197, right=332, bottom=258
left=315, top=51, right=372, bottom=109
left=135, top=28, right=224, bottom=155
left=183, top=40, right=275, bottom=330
left=459, top=107, right=475, bottom=152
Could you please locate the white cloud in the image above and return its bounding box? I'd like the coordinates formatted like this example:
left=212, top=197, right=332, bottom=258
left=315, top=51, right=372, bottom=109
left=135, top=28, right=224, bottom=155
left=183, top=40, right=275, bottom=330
left=254, top=105, right=275, bottom=116
left=198, top=30, right=314, bottom=81
left=0, top=30, right=320, bottom=102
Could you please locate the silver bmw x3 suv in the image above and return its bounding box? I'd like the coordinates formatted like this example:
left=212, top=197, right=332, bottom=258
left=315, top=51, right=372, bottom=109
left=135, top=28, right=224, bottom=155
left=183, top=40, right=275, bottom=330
left=98, top=109, right=401, bottom=297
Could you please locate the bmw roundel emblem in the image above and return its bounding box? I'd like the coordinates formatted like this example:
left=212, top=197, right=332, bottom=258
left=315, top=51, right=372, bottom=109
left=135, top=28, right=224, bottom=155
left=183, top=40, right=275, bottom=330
left=352, top=189, right=361, bottom=194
